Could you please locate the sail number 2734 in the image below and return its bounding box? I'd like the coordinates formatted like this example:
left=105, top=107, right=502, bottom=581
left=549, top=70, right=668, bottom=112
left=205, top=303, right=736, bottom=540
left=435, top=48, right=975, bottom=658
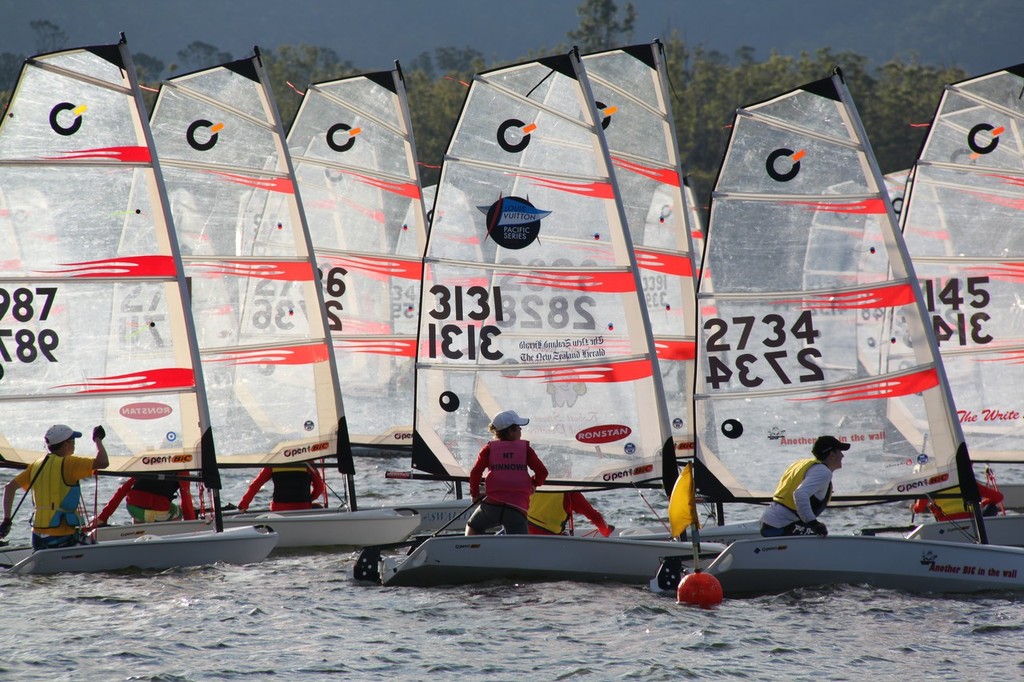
left=703, top=310, right=823, bottom=389
left=0, top=286, right=59, bottom=382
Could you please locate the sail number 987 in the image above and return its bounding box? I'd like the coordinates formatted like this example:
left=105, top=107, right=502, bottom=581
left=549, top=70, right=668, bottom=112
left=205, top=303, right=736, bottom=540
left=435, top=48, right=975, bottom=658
left=703, top=311, right=823, bottom=389
left=0, top=286, right=61, bottom=383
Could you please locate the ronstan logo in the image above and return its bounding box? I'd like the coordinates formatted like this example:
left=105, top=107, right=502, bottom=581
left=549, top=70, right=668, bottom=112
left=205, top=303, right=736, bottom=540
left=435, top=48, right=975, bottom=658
left=576, top=424, right=632, bottom=444
left=119, top=402, right=173, bottom=420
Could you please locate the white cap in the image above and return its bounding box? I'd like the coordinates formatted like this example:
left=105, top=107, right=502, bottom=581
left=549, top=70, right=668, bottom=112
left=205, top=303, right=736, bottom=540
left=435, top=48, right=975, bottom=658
left=491, top=410, right=529, bottom=431
left=45, top=424, right=82, bottom=446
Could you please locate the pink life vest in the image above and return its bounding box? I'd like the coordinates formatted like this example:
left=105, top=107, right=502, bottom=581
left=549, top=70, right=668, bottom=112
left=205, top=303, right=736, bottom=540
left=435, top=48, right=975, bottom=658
left=484, top=439, right=533, bottom=513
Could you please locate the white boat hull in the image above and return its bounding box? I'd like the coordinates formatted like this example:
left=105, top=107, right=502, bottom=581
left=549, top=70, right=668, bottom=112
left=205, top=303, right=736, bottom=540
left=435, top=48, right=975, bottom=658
left=617, top=519, right=762, bottom=544
left=907, top=514, right=1024, bottom=546
left=377, top=534, right=724, bottom=587
left=8, top=526, right=278, bottom=575
left=390, top=500, right=475, bottom=533
left=0, top=544, right=33, bottom=567
left=701, top=535, right=1024, bottom=596
left=95, top=507, right=420, bottom=549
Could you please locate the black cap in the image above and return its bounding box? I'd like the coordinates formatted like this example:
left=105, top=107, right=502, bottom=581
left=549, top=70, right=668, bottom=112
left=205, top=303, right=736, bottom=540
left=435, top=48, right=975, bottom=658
left=812, top=435, right=851, bottom=458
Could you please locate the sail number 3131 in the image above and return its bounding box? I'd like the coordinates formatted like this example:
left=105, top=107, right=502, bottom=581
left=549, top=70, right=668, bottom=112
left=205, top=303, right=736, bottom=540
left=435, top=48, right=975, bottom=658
left=427, top=284, right=503, bottom=360
left=703, top=311, right=823, bottom=389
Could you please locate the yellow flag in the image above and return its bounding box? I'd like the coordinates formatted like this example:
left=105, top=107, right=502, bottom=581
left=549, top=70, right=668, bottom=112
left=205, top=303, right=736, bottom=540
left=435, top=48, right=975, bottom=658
left=669, top=463, right=699, bottom=537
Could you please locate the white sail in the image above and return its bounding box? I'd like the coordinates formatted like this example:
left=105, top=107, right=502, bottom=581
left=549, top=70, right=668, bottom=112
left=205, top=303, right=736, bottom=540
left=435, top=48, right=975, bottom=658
left=582, top=42, right=698, bottom=457
left=0, top=41, right=211, bottom=477
left=149, top=51, right=351, bottom=471
left=287, top=66, right=426, bottom=448
left=695, top=70, right=965, bottom=503
left=901, top=64, right=1024, bottom=462
left=411, top=51, right=673, bottom=490
left=683, top=176, right=706, bottom=267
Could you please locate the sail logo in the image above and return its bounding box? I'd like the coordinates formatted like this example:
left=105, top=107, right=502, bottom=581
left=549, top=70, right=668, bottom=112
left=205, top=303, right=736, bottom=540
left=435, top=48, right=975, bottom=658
left=50, top=102, right=86, bottom=136
left=119, top=402, right=173, bottom=420
left=576, top=424, right=632, bottom=444
left=595, top=101, right=617, bottom=130
left=326, top=122, right=361, bottom=152
left=497, top=118, right=537, bottom=153
left=479, top=195, right=550, bottom=249
left=967, top=123, right=1004, bottom=157
left=186, top=119, right=224, bottom=151
left=766, top=148, right=805, bottom=182
left=282, top=441, right=330, bottom=458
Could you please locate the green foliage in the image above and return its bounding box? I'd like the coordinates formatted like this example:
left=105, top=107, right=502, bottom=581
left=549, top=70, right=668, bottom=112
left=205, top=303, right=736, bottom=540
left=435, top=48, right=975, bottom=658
left=567, top=0, right=636, bottom=52
left=30, top=20, right=67, bottom=54
left=170, top=41, right=233, bottom=75
left=261, top=45, right=355, bottom=127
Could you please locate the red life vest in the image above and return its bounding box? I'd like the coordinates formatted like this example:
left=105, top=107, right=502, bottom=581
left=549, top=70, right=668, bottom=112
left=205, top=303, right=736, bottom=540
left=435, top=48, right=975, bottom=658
left=483, top=440, right=533, bottom=513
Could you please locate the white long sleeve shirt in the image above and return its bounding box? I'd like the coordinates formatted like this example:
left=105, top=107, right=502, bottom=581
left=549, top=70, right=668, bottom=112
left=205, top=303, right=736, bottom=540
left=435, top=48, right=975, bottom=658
left=760, top=462, right=832, bottom=528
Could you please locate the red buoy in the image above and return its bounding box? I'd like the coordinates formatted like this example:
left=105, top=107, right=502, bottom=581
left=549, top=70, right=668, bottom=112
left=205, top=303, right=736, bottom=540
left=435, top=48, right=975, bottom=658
left=676, top=570, right=723, bottom=608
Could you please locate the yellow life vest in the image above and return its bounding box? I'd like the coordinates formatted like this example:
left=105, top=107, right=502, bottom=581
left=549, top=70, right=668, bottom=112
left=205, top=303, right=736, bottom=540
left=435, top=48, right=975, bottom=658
left=29, top=456, right=82, bottom=535
left=771, top=458, right=832, bottom=514
left=527, top=492, right=568, bottom=534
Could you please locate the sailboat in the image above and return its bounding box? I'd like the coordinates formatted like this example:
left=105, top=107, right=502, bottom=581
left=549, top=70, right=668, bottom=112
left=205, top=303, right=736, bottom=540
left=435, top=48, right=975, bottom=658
left=898, top=63, right=1024, bottom=545
left=357, top=48, right=726, bottom=587
left=659, top=68, right=1024, bottom=596
left=286, top=65, right=470, bottom=530
left=0, top=36, right=277, bottom=573
left=92, top=49, right=419, bottom=549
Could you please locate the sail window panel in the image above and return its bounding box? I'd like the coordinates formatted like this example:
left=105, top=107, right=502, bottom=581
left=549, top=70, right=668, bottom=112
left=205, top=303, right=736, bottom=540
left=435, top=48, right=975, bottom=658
left=315, top=77, right=403, bottom=130
left=921, top=91, right=1024, bottom=172
left=956, top=70, right=1024, bottom=118
left=38, top=50, right=129, bottom=86
left=170, top=67, right=267, bottom=122
left=482, top=62, right=591, bottom=125
left=588, top=81, right=671, bottom=165
left=0, top=167, right=164, bottom=276
left=288, top=90, right=412, bottom=178
left=584, top=50, right=660, bottom=113
left=0, top=66, right=136, bottom=158
left=705, top=199, right=890, bottom=294
left=746, top=86, right=857, bottom=143
left=716, top=116, right=871, bottom=196
left=432, top=162, right=621, bottom=267
left=906, top=165, right=1024, bottom=258
left=449, top=87, right=602, bottom=177
left=614, top=171, right=688, bottom=253
left=694, top=375, right=955, bottom=499
left=332, top=335, right=414, bottom=445
left=317, top=254, right=411, bottom=337
left=150, top=88, right=282, bottom=172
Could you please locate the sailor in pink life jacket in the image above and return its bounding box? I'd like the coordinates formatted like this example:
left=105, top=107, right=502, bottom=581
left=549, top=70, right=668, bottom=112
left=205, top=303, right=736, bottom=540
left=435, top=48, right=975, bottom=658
left=466, top=410, right=548, bottom=536
left=760, top=435, right=849, bottom=537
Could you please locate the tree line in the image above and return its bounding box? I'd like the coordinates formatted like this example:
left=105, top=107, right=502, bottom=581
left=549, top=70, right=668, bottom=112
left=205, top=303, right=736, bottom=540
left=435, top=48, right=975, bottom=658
left=1, top=5, right=967, bottom=208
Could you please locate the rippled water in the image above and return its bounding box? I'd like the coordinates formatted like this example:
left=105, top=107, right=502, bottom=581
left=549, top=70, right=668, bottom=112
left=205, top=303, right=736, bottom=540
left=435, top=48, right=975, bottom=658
left=2, top=456, right=1023, bottom=680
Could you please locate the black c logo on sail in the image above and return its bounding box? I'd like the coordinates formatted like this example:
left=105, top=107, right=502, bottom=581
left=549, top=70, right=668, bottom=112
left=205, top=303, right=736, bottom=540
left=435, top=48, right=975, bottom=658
left=49, top=102, right=82, bottom=136
left=497, top=118, right=531, bottom=153
left=967, top=123, right=1000, bottom=155
left=595, top=100, right=612, bottom=130
left=766, top=148, right=800, bottom=182
left=186, top=119, right=219, bottom=151
left=438, top=391, right=460, bottom=413
left=326, top=123, right=356, bottom=152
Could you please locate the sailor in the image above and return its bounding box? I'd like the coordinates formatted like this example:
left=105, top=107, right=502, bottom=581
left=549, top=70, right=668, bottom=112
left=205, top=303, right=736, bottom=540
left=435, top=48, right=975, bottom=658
left=760, top=435, right=848, bottom=537
left=0, top=424, right=109, bottom=549
left=466, top=410, right=548, bottom=536
left=91, top=473, right=196, bottom=526
left=527, top=491, right=614, bottom=537
left=237, top=462, right=326, bottom=512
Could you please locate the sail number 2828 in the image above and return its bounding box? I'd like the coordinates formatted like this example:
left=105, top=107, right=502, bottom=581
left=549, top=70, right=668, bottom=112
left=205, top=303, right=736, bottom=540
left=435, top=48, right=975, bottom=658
left=426, top=284, right=503, bottom=360
left=703, top=311, right=823, bottom=389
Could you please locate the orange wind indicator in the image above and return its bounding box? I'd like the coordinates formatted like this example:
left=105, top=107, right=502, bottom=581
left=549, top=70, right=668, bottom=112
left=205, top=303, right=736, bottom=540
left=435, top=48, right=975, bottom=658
left=791, top=149, right=806, bottom=162
left=349, top=127, right=363, bottom=137
left=72, top=104, right=88, bottom=116
left=286, top=81, right=305, bottom=96
left=443, top=75, right=470, bottom=88
left=601, top=105, right=618, bottom=117
left=210, top=123, right=225, bottom=133
left=522, top=123, right=537, bottom=135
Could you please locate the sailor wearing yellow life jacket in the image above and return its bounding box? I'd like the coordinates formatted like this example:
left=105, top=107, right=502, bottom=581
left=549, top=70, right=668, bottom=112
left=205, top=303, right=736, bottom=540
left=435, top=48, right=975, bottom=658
left=760, top=435, right=849, bottom=537
left=0, top=424, right=109, bottom=550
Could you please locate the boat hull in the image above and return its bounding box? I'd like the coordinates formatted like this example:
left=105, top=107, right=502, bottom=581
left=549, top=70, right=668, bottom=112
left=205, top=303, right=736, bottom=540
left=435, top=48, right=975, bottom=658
left=8, top=526, right=278, bottom=575
left=703, top=535, right=1024, bottom=596
left=379, top=534, right=723, bottom=587
left=907, top=514, right=1024, bottom=546
left=95, top=507, right=420, bottom=549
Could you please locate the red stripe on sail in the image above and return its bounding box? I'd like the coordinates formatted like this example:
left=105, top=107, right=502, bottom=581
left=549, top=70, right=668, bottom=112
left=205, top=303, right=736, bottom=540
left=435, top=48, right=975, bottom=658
left=208, top=344, right=330, bottom=366
left=634, top=249, right=694, bottom=277
left=510, top=358, right=653, bottom=383
left=34, top=255, right=177, bottom=278
left=55, top=368, right=195, bottom=393
left=786, top=198, right=888, bottom=214
left=611, top=157, right=681, bottom=187
left=345, top=170, right=421, bottom=199
left=965, top=189, right=1024, bottom=212
left=321, top=254, right=422, bottom=280
left=790, top=368, right=939, bottom=404
left=655, top=339, right=696, bottom=361
left=47, top=146, right=152, bottom=163
left=189, top=260, right=314, bottom=281
left=519, top=175, right=615, bottom=199
left=777, top=283, right=915, bottom=310
left=505, top=270, right=635, bottom=293
left=333, top=338, right=416, bottom=357
left=208, top=171, right=295, bottom=194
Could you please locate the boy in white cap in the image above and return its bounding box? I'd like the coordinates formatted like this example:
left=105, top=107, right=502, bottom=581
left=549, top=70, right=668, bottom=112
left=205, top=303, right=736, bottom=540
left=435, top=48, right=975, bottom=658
left=466, top=410, right=548, bottom=535
left=0, top=424, right=108, bottom=549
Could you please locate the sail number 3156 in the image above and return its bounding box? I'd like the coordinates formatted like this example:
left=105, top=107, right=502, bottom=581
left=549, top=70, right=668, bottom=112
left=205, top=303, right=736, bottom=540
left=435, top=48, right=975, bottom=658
left=703, top=311, right=823, bottom=389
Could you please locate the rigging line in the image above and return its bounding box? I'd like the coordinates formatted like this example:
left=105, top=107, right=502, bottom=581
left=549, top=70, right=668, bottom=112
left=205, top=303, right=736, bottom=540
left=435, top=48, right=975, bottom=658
left=524, top=68, right=556, bottom=100
left=631, top=482, right=672, bottom=535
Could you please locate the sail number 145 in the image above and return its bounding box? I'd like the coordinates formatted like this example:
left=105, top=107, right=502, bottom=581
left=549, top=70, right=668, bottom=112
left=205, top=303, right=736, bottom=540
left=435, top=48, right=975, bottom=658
left=922, top=276, right=991, bottom=346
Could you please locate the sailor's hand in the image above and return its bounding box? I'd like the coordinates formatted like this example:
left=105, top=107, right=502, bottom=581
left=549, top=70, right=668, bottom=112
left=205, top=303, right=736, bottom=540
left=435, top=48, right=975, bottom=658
left=93, top=425, right=106, bottom=441
left=0, top=518, right=12, bottom=538
left=808, top=520, right=828, bottom=536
